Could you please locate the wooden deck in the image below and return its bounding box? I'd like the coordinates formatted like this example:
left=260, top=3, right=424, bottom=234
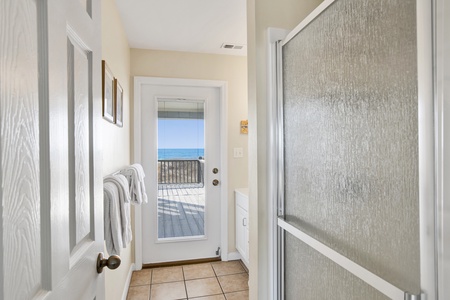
left=158, top=184, right=205, bottom=239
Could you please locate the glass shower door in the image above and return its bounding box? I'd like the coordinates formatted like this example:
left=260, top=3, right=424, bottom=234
left=277, top=0, right=435, bottom=299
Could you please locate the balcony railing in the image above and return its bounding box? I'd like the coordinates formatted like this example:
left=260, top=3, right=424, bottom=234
left=158, top=159, right=204, bottom=187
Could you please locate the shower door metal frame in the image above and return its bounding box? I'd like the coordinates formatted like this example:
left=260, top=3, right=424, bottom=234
left=434, top=0, right=450, bottom=298
left=271, top=0, right=437, bottom=299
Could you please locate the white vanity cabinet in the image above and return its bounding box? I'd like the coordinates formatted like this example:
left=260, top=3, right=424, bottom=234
left=235, top=188, right=249, bottom=267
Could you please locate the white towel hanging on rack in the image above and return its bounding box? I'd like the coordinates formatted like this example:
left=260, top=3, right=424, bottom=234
left=119, top=163, right=148, bottom=205
left=104, top=174, right=132, bottom=247
left=103, top=181, right=123, bottom=255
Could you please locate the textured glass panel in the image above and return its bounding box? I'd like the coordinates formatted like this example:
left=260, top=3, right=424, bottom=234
left=285, top=233, right=389, bottom=300
left=282, top=0, right=419, bottom=294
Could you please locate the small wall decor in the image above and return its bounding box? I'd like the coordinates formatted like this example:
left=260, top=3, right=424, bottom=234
left=102, top=60, right=115, bottom=123
left=114, top=78, right=123, bottom=127
left=240, top=120, right=248, bottom=134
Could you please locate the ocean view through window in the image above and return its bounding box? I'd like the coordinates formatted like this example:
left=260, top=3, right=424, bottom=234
left=158, top=148, right=204, bottom=160
left=157, top=99, right=206, bottom=239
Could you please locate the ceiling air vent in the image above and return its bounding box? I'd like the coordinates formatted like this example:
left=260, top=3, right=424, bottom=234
left=221, top=43, right=245, bottom=50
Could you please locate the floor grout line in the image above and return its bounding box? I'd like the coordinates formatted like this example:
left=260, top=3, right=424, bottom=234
left=128, top=261, right=248, bottom=300
left=182, top=265, right=189, bottom=300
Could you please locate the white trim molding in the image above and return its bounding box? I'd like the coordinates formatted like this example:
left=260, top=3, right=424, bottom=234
left=121, top=263, right=136, bottom=300
left=267, top=27, right=289, bottom=300
left=416, top=0, right=436, bottom=299
left=227, top=251, right=243, bottom=261
left=133, top=76, right=228, bottom=266
left=434, top=0, right=450, bottom=298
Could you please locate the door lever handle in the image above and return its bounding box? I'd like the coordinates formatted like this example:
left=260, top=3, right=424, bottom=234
left=97, top=253, right=121, bottom=273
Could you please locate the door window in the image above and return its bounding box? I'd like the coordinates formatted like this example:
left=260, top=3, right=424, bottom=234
left=157, top=100, right=205, bottom=240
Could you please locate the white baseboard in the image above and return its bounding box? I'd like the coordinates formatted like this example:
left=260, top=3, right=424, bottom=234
left=121, top=263, right=136, bottom=300
left=227, top=251, right=243, bottom=261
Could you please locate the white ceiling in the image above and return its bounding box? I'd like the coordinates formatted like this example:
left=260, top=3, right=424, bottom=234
left=114, top=0, right=247, bottom=56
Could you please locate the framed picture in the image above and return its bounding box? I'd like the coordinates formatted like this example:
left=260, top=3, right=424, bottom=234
left=114, top=78, right=123, bottom=127
left=102, top=60, right=114, bottom=123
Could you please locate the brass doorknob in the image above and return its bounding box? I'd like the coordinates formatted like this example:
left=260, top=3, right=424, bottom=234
left=97, top=253, right=121, bottom=273
left=212, top=179, right=219, bottom=186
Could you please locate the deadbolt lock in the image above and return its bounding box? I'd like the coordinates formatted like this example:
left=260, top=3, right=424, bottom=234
left=212, top=168, right=219, bottom=174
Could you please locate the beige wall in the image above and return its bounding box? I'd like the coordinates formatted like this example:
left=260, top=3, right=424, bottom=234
left=101, top=0, right=132, bottom=299
left=130, top=49, right=248, bottom=254
left=246, top=1, right=323, bottom=299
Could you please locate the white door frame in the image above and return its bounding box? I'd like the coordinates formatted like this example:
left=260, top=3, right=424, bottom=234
left=133, top=76, right=228, bottom=269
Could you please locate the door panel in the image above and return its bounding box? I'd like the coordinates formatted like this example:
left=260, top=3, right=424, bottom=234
left=0, top=0, right=41, bottom=299
left=279, top=0, right=428, bottom=298
left=139, top=81, right=222, bottom=263
left=1, top=0, right=104, bottom=299
left=68, top=37, right=92, bottom=251
left=78, top=0, right=91, bottom=14
left=48, top=1, right=104, bottom=298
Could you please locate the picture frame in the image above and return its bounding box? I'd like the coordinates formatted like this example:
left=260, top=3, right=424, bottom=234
left=102, top=60, right=115, bottom=123
left=114, top=78, right=123, bottom=127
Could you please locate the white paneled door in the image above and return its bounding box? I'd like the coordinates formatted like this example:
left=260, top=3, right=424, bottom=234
left=136, top=78, right=223, bottom=264
left=1, top=0, right=104, bottom=299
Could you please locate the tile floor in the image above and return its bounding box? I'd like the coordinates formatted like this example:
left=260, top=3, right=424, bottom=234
left=127, top=260, right=249, bottom=300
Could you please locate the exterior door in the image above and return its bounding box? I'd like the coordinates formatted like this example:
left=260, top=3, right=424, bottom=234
left=276, top=0, right=435, bottom=299
left=0, top=0, right=104, bottom=299
left=137, top=78, right=222, bottom=264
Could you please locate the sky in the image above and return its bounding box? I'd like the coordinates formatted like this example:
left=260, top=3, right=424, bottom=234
left=158, top=119, right=204, bottom=149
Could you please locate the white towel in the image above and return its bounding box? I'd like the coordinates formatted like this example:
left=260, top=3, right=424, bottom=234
left=104, top=174, right=131, bottom=203
left=104, top=181, right=123, bottom=256
left=104, top=174, right=132, bottom=247
left=120, top=163, right=148, bottom=205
